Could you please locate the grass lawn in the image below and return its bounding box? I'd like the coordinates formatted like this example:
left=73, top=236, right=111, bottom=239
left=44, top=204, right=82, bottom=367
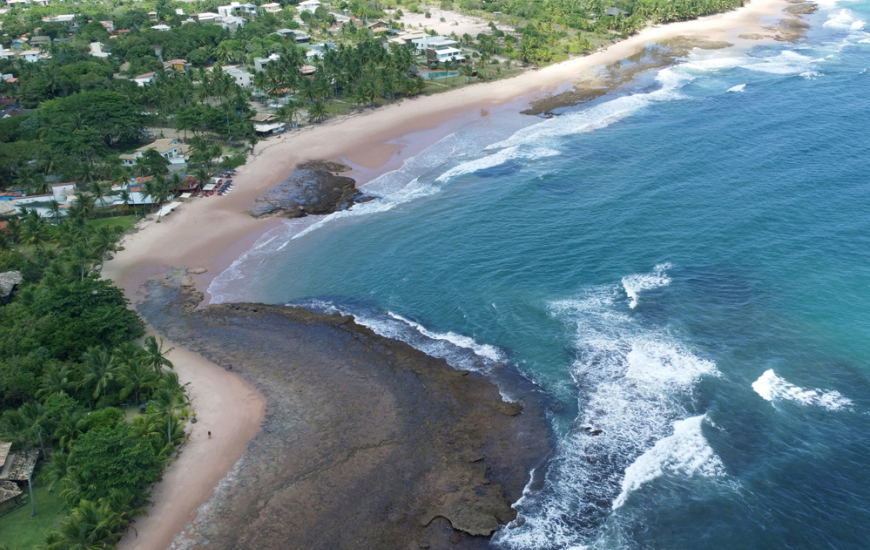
left=89, top=215, right=137, bottom=234
left=0, top=485, right=67, bottom=548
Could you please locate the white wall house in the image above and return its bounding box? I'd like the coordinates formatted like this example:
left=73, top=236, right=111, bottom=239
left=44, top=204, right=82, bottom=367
left=297, top=0, right=322, bottom=13
left=411, top=35, right=459, bottom=54
left=134, top=72, right=156, bottom=86
left=427, top=45, right=465, bottom=63
left=119, top=139, right=187, bottom=168
left=217, top=2, right=257, bottom=18
left=224, top=66, right=253, bottom=88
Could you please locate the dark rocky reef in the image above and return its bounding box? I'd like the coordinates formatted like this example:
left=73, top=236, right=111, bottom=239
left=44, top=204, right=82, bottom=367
left=250, top=160, right=373, bottom=218
left=522, top=37, right=732, bottom=117
left=140, top=281, right=551, bottom=550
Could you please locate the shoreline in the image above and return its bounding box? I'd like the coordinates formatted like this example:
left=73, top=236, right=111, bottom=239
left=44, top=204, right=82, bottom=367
left=104, top=1, right=793, bottom=547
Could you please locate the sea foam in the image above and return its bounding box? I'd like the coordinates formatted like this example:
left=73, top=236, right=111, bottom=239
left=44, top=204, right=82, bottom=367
left=495, top=272, right=721, bottom=549
left=727, top=83, right=746, bottom=92
left=621, top=263, right=672, bottom=309
left=752, top=369, right=852, bottom=411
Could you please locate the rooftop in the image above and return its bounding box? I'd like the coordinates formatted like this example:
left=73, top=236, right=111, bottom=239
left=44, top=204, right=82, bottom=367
left=0, top=449, right=37, bottom=481
left=0, top=480, right=21, bottom=504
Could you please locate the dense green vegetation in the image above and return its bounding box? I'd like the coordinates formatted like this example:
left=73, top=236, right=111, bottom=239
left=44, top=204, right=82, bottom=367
left=0, top=201, right=189, bottom=549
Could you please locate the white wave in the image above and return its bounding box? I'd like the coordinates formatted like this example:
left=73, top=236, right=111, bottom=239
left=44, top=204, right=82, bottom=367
left=726, top=83, right=746, bottom=92
left=613, top=415, right=724, bottom=509
left=800, top=71, right=822, bottom=79
left=824, top=9, right=866, bottom=32
left=495, top=278, right=719, bottom=549
left=752, top=369, right=853, bottom=411
left=291, top=177, right=438, bottom=241
left=387, top=312, right=505, bottom=362
left=486, top=68, right=693, bottom=152
left=621, top=262, right=672, bottom=309
left=435, top=146, right=559, bottom=183
left=743, top=51, right=822, bottom=75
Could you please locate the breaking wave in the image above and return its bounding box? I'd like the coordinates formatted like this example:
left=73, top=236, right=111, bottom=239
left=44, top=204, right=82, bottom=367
left=495, top=270, right=722, bottom=549
left=621, top=263, right=672, bottom=309
left=752, top=369, right=853, bottom=411
left=727, top=83, right=746, bottom=92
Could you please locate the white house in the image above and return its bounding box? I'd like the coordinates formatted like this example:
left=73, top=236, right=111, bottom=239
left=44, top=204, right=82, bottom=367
left=196, top=12, right=222, bottom=23
left=89, top=42, right=109, bottom=58
left=305, top=42, right=335, bottom=61
left=221, top=15, right=246, bottom=30
left=427, top=44, right=465, bottom=63
left=260, top=2, right=282, bottom=13
left=297, top=0, right=322, bottom=13
left=134, top=72, right=156, bottom=86
left=50, top=182, right=76, bottom=202
left=224, top=66, right=252, bottom=88
left=411, top=35, right=459, bottom=54
left=217, top=2, right=257, bottom=18
left=119, top=139, right=188, bottom=169
left=151, top=24, right=171, bottom=31
left=17, top=50, right=41, bottom=63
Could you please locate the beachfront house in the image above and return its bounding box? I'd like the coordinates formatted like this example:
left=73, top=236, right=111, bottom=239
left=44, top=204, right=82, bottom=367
left=411, top=35, right=460, bottom=54
left=119, top=139, right=188, bottom=170
left=426, top=44, right=465, bottom=64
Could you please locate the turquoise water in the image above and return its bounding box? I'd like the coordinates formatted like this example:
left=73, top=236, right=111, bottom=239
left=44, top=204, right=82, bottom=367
left=424, top=70, right=461, bottom=79
left=210, top=3, right=870, bottom=548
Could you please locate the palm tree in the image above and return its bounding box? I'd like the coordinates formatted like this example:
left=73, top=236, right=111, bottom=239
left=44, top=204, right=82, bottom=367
left=80, top=347, right=119, bottom=402
left=19, top=213, right=50, bottom=250
left=118, top=359, right=158, bottom=406
left=149, top=386, right=189, bottom=446
left=68, top=241, right=93, bottom=282
left=45, top=499, right=125, bottom=550
left=36, top=365, right=73, bottom=400
left=308, top=99, right=327, bottom=122
left=143, top=335, right=174, bottom=374
left=47, top=199, right=63, bottom=225
left=91, top=225, right=118, bottom=272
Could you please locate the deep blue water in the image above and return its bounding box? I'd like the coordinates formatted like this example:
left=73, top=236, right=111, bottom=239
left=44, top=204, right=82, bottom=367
left=210, top=4, right=870, bottom=548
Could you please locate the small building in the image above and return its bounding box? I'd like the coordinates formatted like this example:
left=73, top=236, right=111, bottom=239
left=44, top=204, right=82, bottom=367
left=217, top=2, right=257, bottom=18
left=134, top=72, right=157, bottom=86
left=151, top=24, right=171, bottom=31
left=223, top=66, right=252, bottom=88
left=297, top=0, right=322, bottom=13
left=221, top=15, right=246, bottom=30
left=273, top=28, right=311, bottom=43
left=196, top=12, right=222, bottom=23
left=51, top=182, right=76, bottom=202
left=99, top=20, right=115, bottom=31
left=299, top=64, right=316, bottom=76
left=119, top=138, right=187, bottom=168
left=260, top=2, right=282, bottom=13
left=0, top=481, right=22, bottom=512
left=89, top=42, right=109, bottom=58
left=254, top=122, right=285, bottom=136
left=164, top=58, right=187, bottom=71
left=306, top=42, right=335, bottom=61
left=253, top=53, right=280, bottom=72
left=148, top=11, right=158, bottom=21
left=0, top=272, right=22, bottom=305
left=30, top=35, right=51, bottom=48
left=367, top=20, right=389, bottom=33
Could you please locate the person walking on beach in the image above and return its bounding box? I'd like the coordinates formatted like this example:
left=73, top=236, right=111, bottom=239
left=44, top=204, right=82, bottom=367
left=208, top=431, right=212, bottom=439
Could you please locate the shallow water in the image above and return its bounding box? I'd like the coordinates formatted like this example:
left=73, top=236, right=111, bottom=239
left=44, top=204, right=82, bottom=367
left=210, top=3, right=870, bottom=548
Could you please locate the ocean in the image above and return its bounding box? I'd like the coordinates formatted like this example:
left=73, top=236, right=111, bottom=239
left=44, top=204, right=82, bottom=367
left=208, top=3, right=870, bottom=548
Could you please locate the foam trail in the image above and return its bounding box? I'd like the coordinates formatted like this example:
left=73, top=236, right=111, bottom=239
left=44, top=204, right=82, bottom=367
left=727, top=84, right=746, bottom=92
left=435, top=146, right=559, bottom=183
left=613, top=415, right=724, bottom=509
left=752, top=369, right=852, bottom=411
left=824, top=9, right=866, bottom=32
left=621, top=263, right=672, bottom=309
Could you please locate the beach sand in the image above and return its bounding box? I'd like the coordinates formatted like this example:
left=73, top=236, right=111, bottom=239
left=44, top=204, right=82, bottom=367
left=105, top=1, right=790, bottom=547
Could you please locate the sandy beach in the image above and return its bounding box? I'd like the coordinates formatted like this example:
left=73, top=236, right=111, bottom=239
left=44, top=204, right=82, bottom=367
left=104, top=1, right=792, bottom=547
